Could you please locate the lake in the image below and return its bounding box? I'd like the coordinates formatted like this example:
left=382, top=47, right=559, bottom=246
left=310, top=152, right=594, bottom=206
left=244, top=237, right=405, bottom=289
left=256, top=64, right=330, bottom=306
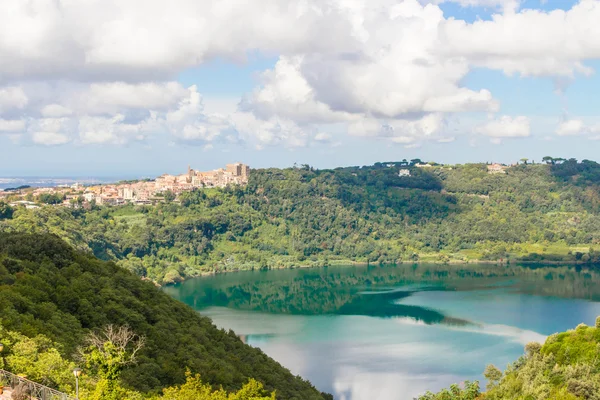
left=163, top=263, right=600, bottom=400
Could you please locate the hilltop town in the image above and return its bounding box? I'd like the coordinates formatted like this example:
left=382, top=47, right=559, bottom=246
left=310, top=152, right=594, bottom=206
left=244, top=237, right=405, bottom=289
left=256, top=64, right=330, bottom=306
left=0, top=163, right=250, bottom=208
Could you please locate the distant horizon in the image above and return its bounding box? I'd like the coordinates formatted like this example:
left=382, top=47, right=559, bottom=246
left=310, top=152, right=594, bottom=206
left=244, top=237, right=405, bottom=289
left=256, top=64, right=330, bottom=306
left=0, top=156, right=591, bottom=183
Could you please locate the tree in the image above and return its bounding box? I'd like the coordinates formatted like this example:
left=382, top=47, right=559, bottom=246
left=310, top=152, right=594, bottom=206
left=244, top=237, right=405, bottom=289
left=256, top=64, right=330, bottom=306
left=417, top=381, right=480, bottom=400
left=0, top=325, right=75, bottom=392
left=484, top=364, right=502, bottom=390
left=0, top=201, right=13, bottom=220
left=163, top=190, right=176, bottom=202
left=524, top=342, right=542, bottom=357
left=80, top=325, right=145, bottom=399
left=542, top=156, right=555, bottom=165
left=38, top=193, right=65, bottom=205
left=410, top=158, right=423, bottom=165
left=520, top=158, right=528, bottom=165
left=159, top=371, right=276, bottom=400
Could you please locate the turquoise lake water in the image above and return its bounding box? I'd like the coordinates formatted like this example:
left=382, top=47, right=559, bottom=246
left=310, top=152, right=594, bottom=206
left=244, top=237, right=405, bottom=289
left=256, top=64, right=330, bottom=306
left=163, top=263, right=600, bottom=400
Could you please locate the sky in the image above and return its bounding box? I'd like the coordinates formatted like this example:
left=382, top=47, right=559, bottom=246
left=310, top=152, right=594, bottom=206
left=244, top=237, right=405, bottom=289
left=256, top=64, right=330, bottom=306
left=1, top=0, right=600, bottom=177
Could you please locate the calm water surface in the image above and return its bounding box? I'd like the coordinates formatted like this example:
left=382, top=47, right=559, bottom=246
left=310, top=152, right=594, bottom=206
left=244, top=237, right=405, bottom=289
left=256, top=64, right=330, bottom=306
left=163, top=264, right=600, bottom=400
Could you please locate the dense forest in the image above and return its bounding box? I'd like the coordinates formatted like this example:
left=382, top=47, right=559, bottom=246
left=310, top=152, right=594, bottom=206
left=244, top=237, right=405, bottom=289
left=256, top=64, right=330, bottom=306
left=419, top=318, right=600, bottom=399
left=0, top=232, right=329, bottom=399
left=2, top=159, right=600, bottom=284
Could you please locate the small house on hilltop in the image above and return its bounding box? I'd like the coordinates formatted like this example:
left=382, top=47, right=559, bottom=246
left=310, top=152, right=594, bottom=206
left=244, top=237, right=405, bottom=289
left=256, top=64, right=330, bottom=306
left=487, top=163, right=508, bottom=174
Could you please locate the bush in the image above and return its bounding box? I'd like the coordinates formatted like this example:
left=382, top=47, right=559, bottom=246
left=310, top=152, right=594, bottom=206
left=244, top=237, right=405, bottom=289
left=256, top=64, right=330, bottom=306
left=525, top=342, right=542, bottom=357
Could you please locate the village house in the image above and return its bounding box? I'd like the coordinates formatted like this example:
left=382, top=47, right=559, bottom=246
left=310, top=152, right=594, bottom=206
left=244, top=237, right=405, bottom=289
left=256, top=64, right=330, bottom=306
left=487, top=163, right=508, bottom=174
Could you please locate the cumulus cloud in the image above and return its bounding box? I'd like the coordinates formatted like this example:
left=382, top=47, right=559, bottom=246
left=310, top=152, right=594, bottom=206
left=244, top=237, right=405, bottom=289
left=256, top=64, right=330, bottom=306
left=0, top=0, right=350, bottom=83
left=2, top=0, right=600, bottom=149
left=0, top=119, right=26, bottom=133
left=31, top=132, right=70, bottom=146
left=78, top=114, right=157, bottom=145
left=0, top=87, right=28, bottom=114
left=556, top=118, right=600, bottom=137
left=41, top=104, right=73, bottom=118
left=314, top=132, right=333, bottom=143
left=78, top=82, right=189, bottom=114
left=348, top=113, right=447, bottom=146
left=441, top=1, right=600, bottom=77
left=230, top=112, right=311, bottom=149
left=239, top=57, right=356, bottom=125
left=556, top=119, right=586, bottom=136
left=165, top=86, right=240, bottom=145
left=28, top=118, right=73, bottom=146
left=422, top=0, right=520, bottom=9
left=474, top=115, right=530, bottom=142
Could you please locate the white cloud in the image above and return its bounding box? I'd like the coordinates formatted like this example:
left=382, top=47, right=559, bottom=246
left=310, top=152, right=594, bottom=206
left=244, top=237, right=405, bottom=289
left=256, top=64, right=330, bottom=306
left=442, top=1, right=600, bottom=77
left=78, top=114, right=156, bottom=145
left=422, top=0, right=520, bottom=10
left=0, top=119, right=26, bottom=133
left=2, top=0, right=600, bottom=150
left=41, top=104, right=73, bottom=118
left=240, top=57, right=356, bottom=124
left=0, top=86, right=28, bottom=113
left=474, top=115, right=530, bottom=140
left=231, top=112, right=310, bottom=149
left=556, top=119, right=585, bottom=136
left=556, top=118, right=600, bottom=137
left=165, top=85, right=239, bottom=145
left=32, top=131, right=71, bottom=146
left=78, top=82, right=189, bottom=114
left=28, top=117, right=74, bottom=146
left=3, top=0, right=598, bottom=84
left=243, top=1, right=501, bottom=123
left=0, top=0, right=350, bottom=83
left=314, top=132, right=333, bottom=142
left=348, top=113, right=447, bottom=145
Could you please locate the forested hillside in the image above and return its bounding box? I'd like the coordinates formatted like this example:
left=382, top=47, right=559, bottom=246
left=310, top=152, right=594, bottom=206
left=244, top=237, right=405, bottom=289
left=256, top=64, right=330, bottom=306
left=0, top=232, right=328, bottom=399
left=2, top=159, right=600, bottom=284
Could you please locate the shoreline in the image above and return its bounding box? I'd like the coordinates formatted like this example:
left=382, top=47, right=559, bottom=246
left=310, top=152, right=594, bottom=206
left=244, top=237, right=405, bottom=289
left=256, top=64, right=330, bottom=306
left=161, top=256, right=593, bottom=286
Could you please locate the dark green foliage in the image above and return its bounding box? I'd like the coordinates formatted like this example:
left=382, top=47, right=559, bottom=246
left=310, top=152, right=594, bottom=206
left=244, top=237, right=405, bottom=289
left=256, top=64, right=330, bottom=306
left=3, top=185, right=30, bottom=192
left=0, top=232, right=326, bottom=399
left=38, top=193, right=66, bottom=205
left=0, top=201, right=13, bottom=220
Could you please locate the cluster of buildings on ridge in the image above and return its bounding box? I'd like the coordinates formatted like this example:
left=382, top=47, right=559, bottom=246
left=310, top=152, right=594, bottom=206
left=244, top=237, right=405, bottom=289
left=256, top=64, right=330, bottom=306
left=396, top=162, right=509, bottom=177
left=1, top=163, right=250, bottom=208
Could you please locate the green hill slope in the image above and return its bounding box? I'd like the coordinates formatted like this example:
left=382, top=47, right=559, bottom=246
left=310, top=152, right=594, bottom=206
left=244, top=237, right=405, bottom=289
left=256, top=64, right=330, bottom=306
left=0, top=232, right=328, bottom=399
left=3, top=159, right=600, bottom=284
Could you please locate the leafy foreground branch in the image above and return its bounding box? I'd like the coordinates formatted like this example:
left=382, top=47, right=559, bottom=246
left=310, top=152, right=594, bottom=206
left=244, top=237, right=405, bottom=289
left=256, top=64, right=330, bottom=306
left=418, top=317, right=600, bottom=400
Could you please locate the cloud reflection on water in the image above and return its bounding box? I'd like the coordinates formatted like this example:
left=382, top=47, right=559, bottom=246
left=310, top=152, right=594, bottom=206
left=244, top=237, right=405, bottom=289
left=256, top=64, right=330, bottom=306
left=332, top=366, right=464, bottom=400
left=171, top=264, right=600, bottom=400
